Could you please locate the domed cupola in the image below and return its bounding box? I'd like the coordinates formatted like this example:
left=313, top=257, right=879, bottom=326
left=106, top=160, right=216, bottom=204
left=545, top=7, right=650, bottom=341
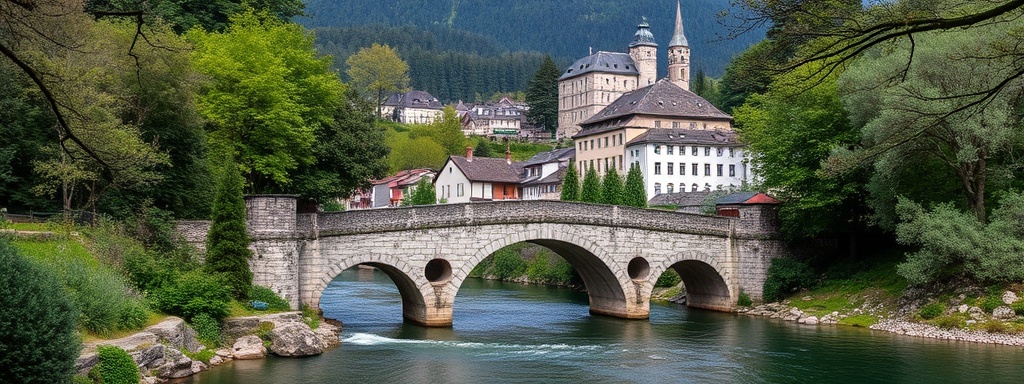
left=629, top=17, right=658, bottom=47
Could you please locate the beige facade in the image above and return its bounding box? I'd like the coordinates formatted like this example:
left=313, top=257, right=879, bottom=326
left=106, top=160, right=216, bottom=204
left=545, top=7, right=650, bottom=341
left=574, top=127, right=647, bottom=175
left=630, top=45, right=658, bottom=88
left=557, top=63, right=640, bottom=140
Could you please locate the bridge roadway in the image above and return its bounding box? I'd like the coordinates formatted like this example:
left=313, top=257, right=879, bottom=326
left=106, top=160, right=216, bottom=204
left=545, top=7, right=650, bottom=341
left=242, top=196, right=786, bottom=326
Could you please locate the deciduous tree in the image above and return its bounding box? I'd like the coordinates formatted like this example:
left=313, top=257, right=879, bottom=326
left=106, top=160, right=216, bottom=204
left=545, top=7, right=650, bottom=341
left=346, top=43, right=410, bottom=117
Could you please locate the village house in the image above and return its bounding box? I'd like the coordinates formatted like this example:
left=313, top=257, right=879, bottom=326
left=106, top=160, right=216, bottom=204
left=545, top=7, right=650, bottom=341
left=520, top=148, right=575, bottom=200
left=434, top=148, right=522, bottom=203
left=457, top=97, right=528, bottom=138
left=380, top=90, right=444, bottom=124
left=347, top=168, right=436, bottom=209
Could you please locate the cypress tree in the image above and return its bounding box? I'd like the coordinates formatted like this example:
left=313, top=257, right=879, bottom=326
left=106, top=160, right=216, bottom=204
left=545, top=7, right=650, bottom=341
left=560, top=161, right=580, bottom=201
left=600, top=166, right=624, bottom=205
left=579, top=166, right=602, bottom=203
left=623, top=163, right=647, bottom=208
left=205, top=163, right=253, bottom=299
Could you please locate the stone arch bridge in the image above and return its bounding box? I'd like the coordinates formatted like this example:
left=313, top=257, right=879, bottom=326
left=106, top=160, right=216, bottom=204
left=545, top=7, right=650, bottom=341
left=192, top=196, right=786, bottom=327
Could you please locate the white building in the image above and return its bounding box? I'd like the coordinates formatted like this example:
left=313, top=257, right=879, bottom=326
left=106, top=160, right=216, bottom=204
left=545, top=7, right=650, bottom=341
left=625, top=129, right=747, bottom=198
left=380, top=90, right=444, bottom=125
left=519, top=148, right=575, bottom=200
left=434, top=148, right=522, bottom=203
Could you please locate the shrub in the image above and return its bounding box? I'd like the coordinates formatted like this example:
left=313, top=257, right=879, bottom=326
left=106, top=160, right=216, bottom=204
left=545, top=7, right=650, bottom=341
left=980, top=294, right=1004, bottom=313
left=918, top=302, right=945, bottom=320
left=737, top=289, right=753, bottom=307
left=191, top=313, right=222, bottom=347
left=762, top=258, right=816, bottom=303
left=1012, top=301, right=1024, bottom=316
left=933, top=315, right=963, bottom=330
left=492, top=248, right=528, bottom=280
left=0, top=239, right=80, bottom=383
left=248, top=285, right=292, bottom=311
left=302, top=304, right=320, bottom=330
left=92, top=346, right=139, bottom=384
left=35, top=252, right=148, bottom=335
left=151, top=270, right=232, bottom=321
left=983, top=320, right=1007, bottom=333
left=655, top=269, right=681, bottom=287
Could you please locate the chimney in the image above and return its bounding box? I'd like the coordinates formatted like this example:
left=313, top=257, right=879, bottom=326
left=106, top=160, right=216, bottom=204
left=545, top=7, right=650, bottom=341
left=466, top=146, right=474, bottom=162
left=505, top=147, right=512, bottom=165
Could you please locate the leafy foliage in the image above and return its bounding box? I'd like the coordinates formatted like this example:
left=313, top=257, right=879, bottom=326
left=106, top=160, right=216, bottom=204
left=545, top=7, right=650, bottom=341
left=560, top=161, right=579, bottom=202
left=525, top=55, right=559, bottom=131
left=655, top=269, right=681, bottom=288
left=579, top=166, right=602, bottom=204
left=92, top=345, right=139, bottom=384
left=205, top=164, right=252, bottom=299
left=0, top=238, right=80, bottom=383
left=623, top=163, right=647, bottom=208
left=403, top=178, right=437, bottom=206
left=191, top=313, right=222, bottom=347
left=895, top=192, right=1024, bottom=285
left=151, top=270, right=232, bottom=321
left=491, top=247, right=529, bottom=280
left=248, top=285, right=291, bottom=311
left=86, top=0, right=306, bottom=33
left=473, top=140, right=494, bottom=157
left=346, top=43, right=410, bottom=116
left=762, top=258, right=816, bottom=303
left=599, top=166, right=623, bottom=205
left=918, top=302, right=945, bottom=320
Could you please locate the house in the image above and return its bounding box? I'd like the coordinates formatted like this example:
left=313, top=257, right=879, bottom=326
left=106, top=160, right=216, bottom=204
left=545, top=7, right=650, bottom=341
left=434, top=148, right=522, bottom=203
left=624, top=128, right=747, bottom=197
left=519, top=148, right=575, bottom=200
left=459, top=97, right=527, bottom=138
left=357, top=168, right=436, bottom=209
left=380, top=90, right=444, bottom=124
left=556, top=1, right=693, bottom=139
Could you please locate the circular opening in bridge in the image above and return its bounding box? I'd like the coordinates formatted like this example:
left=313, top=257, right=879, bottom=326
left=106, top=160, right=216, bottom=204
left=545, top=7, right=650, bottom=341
left=627, top=257, right=650, bottom=281
left=424, top=258, right=452, bottom=283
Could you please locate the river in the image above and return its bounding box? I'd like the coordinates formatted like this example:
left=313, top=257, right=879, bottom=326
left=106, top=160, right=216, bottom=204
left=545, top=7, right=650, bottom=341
left=186, top=268, right=1024, bottom=383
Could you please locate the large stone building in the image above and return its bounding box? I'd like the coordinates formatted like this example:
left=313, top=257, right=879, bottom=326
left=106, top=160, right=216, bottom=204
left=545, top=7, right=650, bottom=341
left=556, top=2, right=692, bottom=140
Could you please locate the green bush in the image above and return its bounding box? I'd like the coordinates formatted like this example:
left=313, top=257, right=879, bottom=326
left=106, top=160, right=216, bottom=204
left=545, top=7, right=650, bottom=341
left=762, top=258, right=816, bottom=303
left=492, top=248, right=528, bottom=280
left=1012, top=301, right=1024, bottom=316
left=980, top=293, right=1004, bottom=313
left=302, top=304, right=320, bottom=330
left=655, top=269, right=681, bottom=288
left=191, top=313, right=222, bottom=347
left=248, top=285, right=291, bottom=311
left=151, top=270, right=232, bottom=321
left=35, top=253, right=148, bottom=335
left=933, top=315, right=963, bottom=330
left=0, top=238, right=81, bottom=383
left=92, top=346, right=139, bottom=384
left=918, top=302, right=945, bottom=320
left=737, top=289, right=753, bottom=307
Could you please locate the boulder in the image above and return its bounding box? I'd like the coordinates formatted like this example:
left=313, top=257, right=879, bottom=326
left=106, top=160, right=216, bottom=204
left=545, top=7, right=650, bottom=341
left=969, top=306, right=986, bottom=320
left=209, top=355, right=224, bottom=366
left=802, top=316, right=819, bottom=325
left=958, top=304, right=969, bottom=313
left=1002, top=291, right=1019, bottom=305
left=147, top=317, right=202, bottom=353
left=130, top=344, right=167, bottom=369
left=992, top=306, right=1016, bottom=320
left=270, top=323, right=325, bottom=357
left=152, top=348, right=195, bottom=379
left=232, top=335, right=267, bottom=360
left=315, top=323, right=342, bottom=349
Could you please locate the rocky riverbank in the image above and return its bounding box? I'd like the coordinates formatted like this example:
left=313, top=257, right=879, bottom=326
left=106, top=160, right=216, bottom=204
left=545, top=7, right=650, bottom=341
left=76, top=312, right=341, bottom=383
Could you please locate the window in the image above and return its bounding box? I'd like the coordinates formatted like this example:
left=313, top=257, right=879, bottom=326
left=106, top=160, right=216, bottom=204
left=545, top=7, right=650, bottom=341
left=618, top=155, right=623, bottom=170
left=717, top=148, right=723, bottom=157
left=655, top=121, right=662, bottom=128
left=691, top=146, right=698, bottom=156
left=667, top=145, right=674, bottom=155
left=667, top=183, right=674, bottom=193
left=690, top=122, right=697, bottom=128
left=729, top=164, right=736, bottom=177
left=619, top=133, right=624, bottom=145
left=717, top=164, right=723, bottom=176
left=579, top=142, right=584, bottom=151
left=729, top=148, right=735, bottom=157
left=597, top=139, right=602, bottom=149
left=604, top=137, right=609, bottom=147
left=590, top=139, right=595, bottom=150
left=705, top=147, right=711, bottom=156
left=589, top=159, right=594, bottom=169
left=680, top=163, right=686, bottom=175
left=605, top=157, right=611, bottom=171
left=654, top=162, right=662, bottom=175
left=457, top=183, right=465, bottom=197
left=691, top=183, right=698, bottom=192
left=654, top=145, right=661, bottom=154
left=667, top=162, right=674, bottom=175
left=704, top=164, right=711, bottom=176
left=654, top=183, right=662, bottom=195
left=692, top=163, right=698, bottom=175
left=672, top=122, right=680, bottom=128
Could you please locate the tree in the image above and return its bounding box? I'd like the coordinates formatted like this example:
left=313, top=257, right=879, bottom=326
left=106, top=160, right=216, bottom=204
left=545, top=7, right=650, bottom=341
left=834, top=21, right=1024, bottom=223
left=290, top=88, right=390, bottom=204
left=600, top=166, right=623, bottom=205
left=579, top=166, right=602, bottom=203
left=189, top=9, right=343, bottom=193
left=474, top=140, right=494, bottom=157
left=560, top=161, right=580, bottom=201
left=733, top=64, right=865, bottom=240
left=84, top=0, right=306, bottom=33
left=425, top=106, right=467, bottom=156
left=205, top=163, right=252, bottom=299
left=385, top=134, right=448, bottom=173
left=403, top=178, right=437, bottom=206
left=623, top=163, right=647, bottom=208
left=346, top=43, right=410, bottom=117
left=0, top=238, right=80, bottom=383
left=525, top=55, right=559, bottom=132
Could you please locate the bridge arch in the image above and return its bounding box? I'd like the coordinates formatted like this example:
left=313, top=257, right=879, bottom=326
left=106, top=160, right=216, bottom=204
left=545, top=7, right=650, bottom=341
left=645, top=251, right=735, bottom=312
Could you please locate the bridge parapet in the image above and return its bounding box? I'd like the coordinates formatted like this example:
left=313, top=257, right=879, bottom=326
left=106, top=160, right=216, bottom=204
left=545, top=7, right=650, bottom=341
left=311, top=201, right=750, bottom=238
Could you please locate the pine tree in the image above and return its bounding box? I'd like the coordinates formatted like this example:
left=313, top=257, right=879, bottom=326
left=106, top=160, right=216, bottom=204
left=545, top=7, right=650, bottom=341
left=580, top=166, right=602, bottom=203
left=205, top=163, right=253, bottom=299
left=623, top=163, right=647, bottom=208
left=525, top=55, right=560, bottom=132
left=560, top=161, right=580, bottom=201
left=600, top=166, right=624, bottom=205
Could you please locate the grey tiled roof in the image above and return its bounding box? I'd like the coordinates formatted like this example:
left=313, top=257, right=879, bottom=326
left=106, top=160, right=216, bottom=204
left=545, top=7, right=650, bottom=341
left=521, top=148, right=575, bottom=166
left=559, top=52, right=639, bottom=81
left=523, top=166, right=567, bottom=186
left=648, top=191, right=711, bottom=207
left=580, top=79, right=730, bottom=127
left=381, top=90, right=443, bottom=110
left=630, top=19, right=658, bottom=48
left=624, top=128, right=739, bottom=147
left=448, top=156, right=523, bottom=183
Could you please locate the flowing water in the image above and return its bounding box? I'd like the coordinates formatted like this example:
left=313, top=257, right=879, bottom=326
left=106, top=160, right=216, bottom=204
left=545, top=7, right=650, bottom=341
left=185, top=268, right=1024, bottom=383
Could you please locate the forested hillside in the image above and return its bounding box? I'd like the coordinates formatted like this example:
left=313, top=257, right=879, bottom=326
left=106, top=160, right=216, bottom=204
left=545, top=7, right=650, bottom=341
left=301, top=0, right=764, bottom=101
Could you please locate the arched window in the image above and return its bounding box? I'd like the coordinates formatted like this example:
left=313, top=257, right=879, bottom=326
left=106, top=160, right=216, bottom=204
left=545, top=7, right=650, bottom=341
left=691, top=183, right=699, bottom=192
left=654, top=183, right=662, bottom=195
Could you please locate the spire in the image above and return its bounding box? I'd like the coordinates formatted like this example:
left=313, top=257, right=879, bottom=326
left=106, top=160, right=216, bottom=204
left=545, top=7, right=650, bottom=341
left=670, top=0, right=688, bottom=47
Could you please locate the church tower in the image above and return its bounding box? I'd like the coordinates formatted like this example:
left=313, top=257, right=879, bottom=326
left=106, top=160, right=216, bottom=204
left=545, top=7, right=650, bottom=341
left=668, top=0, right=690, bottom=90
left=629, top=17, right=658, bottom=88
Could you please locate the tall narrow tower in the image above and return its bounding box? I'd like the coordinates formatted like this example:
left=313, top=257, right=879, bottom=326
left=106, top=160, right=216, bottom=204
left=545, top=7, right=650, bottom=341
left=668, top=0, right=691, bottom=90
left=629, top=17, right=658, bottom=88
